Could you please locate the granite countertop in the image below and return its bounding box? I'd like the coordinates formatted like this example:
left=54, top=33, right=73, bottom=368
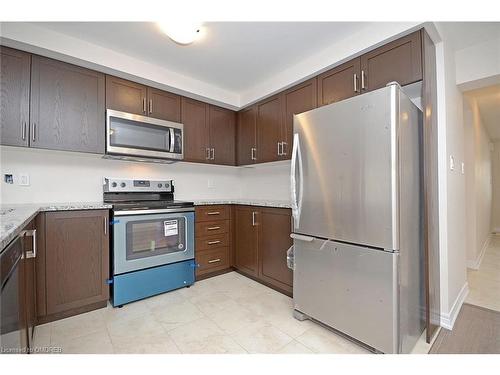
left=0, top=202, right=112, bottom=252
left=192, top=199, right=291, bottom=209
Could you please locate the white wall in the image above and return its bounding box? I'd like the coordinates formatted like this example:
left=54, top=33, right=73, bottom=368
left=492, top=142, right=500, bottom=233
left=434, top=26, right=468, bottom=326
left=238, top=162, right=291, bottom=201
left=464, top=98, right=493, bottom=267
left=0, top=146, right=242, bottom=203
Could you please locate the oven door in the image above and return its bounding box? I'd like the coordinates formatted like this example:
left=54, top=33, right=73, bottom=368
left=112, top=209, right=194, bottom=275
left=106, top=109, right=183, bottom=160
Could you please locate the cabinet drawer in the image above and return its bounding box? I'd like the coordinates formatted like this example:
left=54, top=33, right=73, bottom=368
left=195, top=205, right=230, bottom=222
left=196, top=247, right=230, bottom=274
left=195, top=220, right=229, bottom=237
left=196, top=233, right=229, bottom=251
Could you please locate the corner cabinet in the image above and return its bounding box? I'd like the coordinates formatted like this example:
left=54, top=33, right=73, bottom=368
left=36, top=210, right=109, bottom=323
left=234, top=206, right=293, bottom=295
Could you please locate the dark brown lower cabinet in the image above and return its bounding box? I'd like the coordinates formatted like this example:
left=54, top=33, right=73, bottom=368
left=234, top=206, right=292, bottom=296
left=36, top=210, right=109, bottom=323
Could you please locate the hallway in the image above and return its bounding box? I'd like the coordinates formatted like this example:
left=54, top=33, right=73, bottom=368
left=466, top=235, right=500, bottom=312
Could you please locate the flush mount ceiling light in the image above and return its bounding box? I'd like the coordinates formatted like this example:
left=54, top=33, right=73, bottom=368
left=158, top=21, right=204, bottom=45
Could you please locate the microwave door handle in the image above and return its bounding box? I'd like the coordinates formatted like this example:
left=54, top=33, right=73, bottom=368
left=169, top=128, right=175, bottom=152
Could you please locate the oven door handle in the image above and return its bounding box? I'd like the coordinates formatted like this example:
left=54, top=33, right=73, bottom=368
left=113, top=207, right=195, bottom=216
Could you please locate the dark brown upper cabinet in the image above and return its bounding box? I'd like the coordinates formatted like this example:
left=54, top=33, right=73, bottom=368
left=256, top=94, right=282, bottom=163
left=147, top=87, right=181, bottom=122
left=208, top=105, right=236, bottom=165
left=0, top=46, right=31, bottom=147
left=237, top=106, right=257, bottom=166
left=105, top=75, right=148, bottom=116
left=360, top=30, right=422, bottom=92
left=181, top=97, right=210, bottom=163
left=281, top=78, right=317, bottom=159
left=30, top=56, right=105, bottom=154
left=317, top=58, right=361, bottom=107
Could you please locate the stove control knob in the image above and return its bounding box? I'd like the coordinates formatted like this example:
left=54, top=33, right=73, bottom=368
left=165, top=182, right=170, bottom=189
left=120, top=182, right=126, bottom=188
left=111, top=182, right=117, bottom=188
left=157, top=183, right=163, bottom=188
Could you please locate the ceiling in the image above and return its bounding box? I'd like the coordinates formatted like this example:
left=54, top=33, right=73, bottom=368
left=465, top=84, right=500, bottom=141
left=437, top=22, right=500, bottom=51
left=33, top=22, right=369, bottom=92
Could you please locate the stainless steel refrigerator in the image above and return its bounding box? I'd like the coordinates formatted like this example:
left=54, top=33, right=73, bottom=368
left=289, top=82, right=424, bottom=354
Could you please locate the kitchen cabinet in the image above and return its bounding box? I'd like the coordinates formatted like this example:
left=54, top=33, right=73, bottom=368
left=208, top=105, right=236, bottom=165
left=360, top=30, right=422, bottom=92
left=234, top=206, right=259, bottom=277
left=317, top=58, right=361, bottom=106
left=195, top=205, right=232, bottom=278
left=181, top=97, right=210, bottom=163
left=234, top=206, right=292, bottom=295
left=36, top=210, right=109, bottom=322
left=258, top=208, right=293, bottom=294
left=256, top=94, right=282, bottom=163
left=30, top=56, right=105, bottom=153
left=147, top=87, right=181, bottom=122
left=237, top=106, right=257, bottom=165
left=281, top=78, right=317, bottom=159
left=105, top=75, right=148, bottom=116
left=0, top=46, right=31, bottom=148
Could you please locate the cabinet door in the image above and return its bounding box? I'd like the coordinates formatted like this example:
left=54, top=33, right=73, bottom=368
left=256, top=95, right=282, bottom=163
left=105, top=75, right=147, bottom=115
left=317, top=58, right=360, bottom=107
left=281, top=78, right=317, bottom=159
left=234, top=206, right=259, bottom=277
left=237, top=106, right=256, bottom=165
left=209, top=105, right=236, bottom=165
left=147, top=87, right=181, bottom=122
left=258, top=208, right=293, bottom=294
left=0, top=47, right=31, bottom=147
left=30, top=56, right=105, bottom=153
left=360, top=31, right=422, bottom=92
left=181, top=97, right=210, bottom=163
left=45, top=210, right=109, bottom=315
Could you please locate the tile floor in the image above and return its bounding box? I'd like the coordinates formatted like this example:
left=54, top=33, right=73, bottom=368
left=466, top=235, right=500, bottom=312
left=33, top=271, right=430, bottom=354
left=33, top=272, right=371, bottom=354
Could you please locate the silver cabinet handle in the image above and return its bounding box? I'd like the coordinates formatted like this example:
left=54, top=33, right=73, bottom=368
left=252, top=211, right=257, bottom=226
left=277, top=141, right=281, bottom=156
left=251, top=147, right=257, bottom=161
left=282, top=142, right=287, bottom=156
left=207, top=211, right=220, bottom=215
left=353, top=73, right=358, bottom=93
left=31, top=123, right=36, bottom=142
left=143, top=98, right=147, bottom=114
left=207, top=240, right=221, bottom=245
left=206, top=148, right=211, bottom=160
left=208, top=258, right=221, bottom=264
left=207, top=226, right=221, bottom=231
left=361, top=70, right=366, bottom=90
left=149, top=99, right=153, bottom=114
left=22, top=122, right=26, bottom=140
left=211, top=148, right=215, bottom=160
left=21, top=229, right=37, bottom=259
left=104, top=216, right=108, bottom=235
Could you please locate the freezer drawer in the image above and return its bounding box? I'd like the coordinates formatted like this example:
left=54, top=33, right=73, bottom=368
left=293, top=237, right=399, bottom=353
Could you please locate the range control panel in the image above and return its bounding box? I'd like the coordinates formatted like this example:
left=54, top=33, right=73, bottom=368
left=103, top=178, right=174, bottom=193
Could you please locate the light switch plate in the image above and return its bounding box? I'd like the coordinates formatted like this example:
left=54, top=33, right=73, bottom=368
left=19, top=174, right=30, bottom=186
left=207, top=179, right=215, bottom=189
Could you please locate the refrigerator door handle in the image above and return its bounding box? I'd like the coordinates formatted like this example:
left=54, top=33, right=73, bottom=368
left=290, top=233, right=314, bottom=242
left=291, top=133, right=299, bottom=224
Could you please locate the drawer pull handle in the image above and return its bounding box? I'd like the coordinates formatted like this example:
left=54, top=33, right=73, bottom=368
left=207, top=240, right=221, bottom=245
left=207, top=226, right=221, bottom=230
left=207, top=211, right=220, bottom=215
left=208, top=258, right=221, bottom=264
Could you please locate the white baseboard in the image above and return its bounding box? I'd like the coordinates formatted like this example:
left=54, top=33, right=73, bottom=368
left=440, top=282, right=469, bottom=330
left=467, top=235, right=492, bottom=270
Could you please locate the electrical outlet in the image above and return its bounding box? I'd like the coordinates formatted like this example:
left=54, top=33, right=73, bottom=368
left=19, top=174, right=30, bottom=186
left=4, top=174, right=13, bottom=184
left=207, top=179, right=215, bottom=189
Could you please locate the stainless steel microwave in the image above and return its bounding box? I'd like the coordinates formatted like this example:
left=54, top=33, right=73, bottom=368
left=106, top=109, right=183, bottom=161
